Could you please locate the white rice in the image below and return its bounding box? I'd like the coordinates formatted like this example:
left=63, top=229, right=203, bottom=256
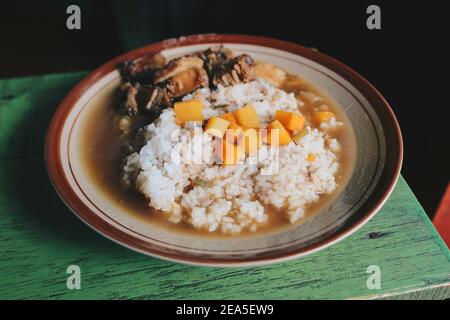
left=122, top=79, right=340, bottom=234
left=182, top=78, right=298, bottom=124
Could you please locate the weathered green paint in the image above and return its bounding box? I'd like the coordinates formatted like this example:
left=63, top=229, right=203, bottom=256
left=0, top=73, right=449, bottom=300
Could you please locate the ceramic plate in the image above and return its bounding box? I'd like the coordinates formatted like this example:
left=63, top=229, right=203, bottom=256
left=45, top=34, right=402, bottom=266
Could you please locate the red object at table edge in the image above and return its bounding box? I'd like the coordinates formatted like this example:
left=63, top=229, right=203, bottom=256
left=433, top=183, right=450, bottom=248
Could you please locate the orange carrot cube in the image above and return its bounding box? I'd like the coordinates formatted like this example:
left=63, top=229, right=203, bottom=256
left=275, top=110, right=305, bottom=131
left=237, top=128, right=262, bottom=155
left=204, top=117, right=230, bottom=138
left=224, top=122, right=244, bottom=143
left=265, top=120, right=292, bottom=145
left=314, top=111, right=334, bottom=123
left=174, top=100, right=204, bottom=123
left=234, top=104, right=260, bottom=128
left=219, top=112, right=236, bottom=124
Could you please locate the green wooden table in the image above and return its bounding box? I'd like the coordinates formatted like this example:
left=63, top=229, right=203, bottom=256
left=0, top=72, right=449, bottom=300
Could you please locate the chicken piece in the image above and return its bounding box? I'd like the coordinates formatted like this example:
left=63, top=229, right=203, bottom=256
left=165, top=67, right=209, bottom=98
left=118, top=53, right=165, bottom=84
left=153, top=56, right=204, bottom=84
left=212, top=54, right=254, bottom=87
left=251, top=63, right=286, bottom=87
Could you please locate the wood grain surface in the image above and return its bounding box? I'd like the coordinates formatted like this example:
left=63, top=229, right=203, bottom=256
left=0, top=73, right=449, bottom=300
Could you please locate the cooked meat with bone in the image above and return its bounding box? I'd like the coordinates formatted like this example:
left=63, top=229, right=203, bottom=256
left=136, top=85, right=170, bottom=119
left=118, top=53, right=165, bottom=84
left=165, top=67, right=209, bottom=98
left=118, top=82, right=169, bottom=120
left=116, top=48, right=255, bottom=120
left=195, top=46, right=233, bottom=81
left=153, top=56, right=204, bottom=84
left=212, top=54, right=254, bottom=87
left=117, top=55, right=209, bottom=119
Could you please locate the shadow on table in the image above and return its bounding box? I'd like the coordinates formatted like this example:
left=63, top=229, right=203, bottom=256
left=0, top=82, right=132, bottom=256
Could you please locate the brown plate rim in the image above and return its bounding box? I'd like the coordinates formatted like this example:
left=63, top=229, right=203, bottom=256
left=45, top=34, right=403, bottom=266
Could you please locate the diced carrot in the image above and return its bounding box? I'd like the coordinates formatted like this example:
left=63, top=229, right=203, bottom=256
left=275, top=110, right=305, bottom=131
left=265, top=120, right=292, bottom=145
left=219, top=112, right=236, bottom=124
left=275, top=110, right=291, bottom=124
left=314, top=111, right=334, bottom=123
left=204, top=117, right=230, bottom=138
left=174, top=118, right=183, bottom=126
left=237, top=128, right=262, bottom=155
left=224, top=122, right=244, bottom=143
left=234, top=104, right=260, bottom=128
left=307, top=154, right=316, bottom=162
left=287, top=114, right=305, bottom=131
left=214, top=140, right=244, bottom=165
left=174, top=100, right=204, bottom=123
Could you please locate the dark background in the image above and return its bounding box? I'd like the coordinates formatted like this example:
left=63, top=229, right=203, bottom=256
left=0, top=0, right=448, bottom=217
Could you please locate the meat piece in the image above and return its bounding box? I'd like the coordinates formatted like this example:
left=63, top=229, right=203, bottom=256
left=118, top=53, right=165, bottom=84
left=118, top=82, right=170, bottom=119
left=153, top=56, right=204, bottom=84
left=251, top=63, right=286, bottom=87
left=212, top=54, right=254, bottom=87
left=136, top=85, right=170, bottom=119
left=196, top=46, right=233, bottom=80
left=165, top=67, right=209, bottom=98
left=118, top=82, right=140, bottom=116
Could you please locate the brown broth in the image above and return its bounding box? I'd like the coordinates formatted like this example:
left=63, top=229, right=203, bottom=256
left=79, top=72, right=356, bottom=238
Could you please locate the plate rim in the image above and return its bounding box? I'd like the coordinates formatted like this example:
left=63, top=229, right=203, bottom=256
left=45, top=34, right=403, bottom=267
